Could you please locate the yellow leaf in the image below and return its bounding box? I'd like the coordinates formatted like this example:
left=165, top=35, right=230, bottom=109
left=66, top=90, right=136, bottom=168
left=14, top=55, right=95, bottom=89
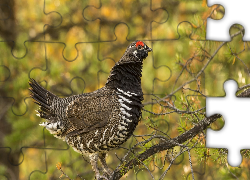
left=56, top=162, right=62, bottom=170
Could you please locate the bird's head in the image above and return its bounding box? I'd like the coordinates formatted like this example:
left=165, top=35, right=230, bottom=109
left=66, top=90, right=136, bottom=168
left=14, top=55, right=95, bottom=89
left=118, top=40, right=152, bottom=64
left=106, top=40, right=152, bottom=88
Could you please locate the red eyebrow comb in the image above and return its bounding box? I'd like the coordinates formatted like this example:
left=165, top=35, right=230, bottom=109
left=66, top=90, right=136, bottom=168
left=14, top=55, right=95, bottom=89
left=136, top=41, right=144, bottom=47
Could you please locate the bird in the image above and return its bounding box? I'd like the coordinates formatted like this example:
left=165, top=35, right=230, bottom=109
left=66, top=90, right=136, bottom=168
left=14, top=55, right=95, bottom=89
left=29, top=40, right=152, bottom=179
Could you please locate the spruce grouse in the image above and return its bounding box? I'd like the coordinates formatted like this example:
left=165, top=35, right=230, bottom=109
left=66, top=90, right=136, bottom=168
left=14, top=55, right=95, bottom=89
left=29, top=40, right=152, bottom=179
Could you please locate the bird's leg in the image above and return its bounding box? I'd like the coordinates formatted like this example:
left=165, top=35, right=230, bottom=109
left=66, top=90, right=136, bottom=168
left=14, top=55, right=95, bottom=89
left=89, top=153, right=108, bottom=180
left=98, top=153, right=113, bottom=177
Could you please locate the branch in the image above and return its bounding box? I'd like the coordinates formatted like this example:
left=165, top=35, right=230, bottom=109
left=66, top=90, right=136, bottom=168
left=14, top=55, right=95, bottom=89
left=110, top=114, right=220, bottom=180
left=110, top=85, right=250, bottom=180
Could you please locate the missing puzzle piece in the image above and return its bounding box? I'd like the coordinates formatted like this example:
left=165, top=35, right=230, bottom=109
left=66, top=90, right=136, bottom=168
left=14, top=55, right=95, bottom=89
left=206, top=79, right=250, bottom=167
left=207, top=0, right=250, bottom=41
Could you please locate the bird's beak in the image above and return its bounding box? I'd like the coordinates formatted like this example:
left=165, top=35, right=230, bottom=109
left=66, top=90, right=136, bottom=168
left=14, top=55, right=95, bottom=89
left=147, top=47, right=152, bottom=52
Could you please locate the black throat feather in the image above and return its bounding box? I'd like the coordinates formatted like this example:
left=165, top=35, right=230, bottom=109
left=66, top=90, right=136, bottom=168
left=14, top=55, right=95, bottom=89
left=106, top=62, right=143, bottom=98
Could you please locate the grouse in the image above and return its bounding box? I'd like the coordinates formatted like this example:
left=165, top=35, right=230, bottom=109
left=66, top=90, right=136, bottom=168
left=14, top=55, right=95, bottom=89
left=29, top=40, right=152, bottom=179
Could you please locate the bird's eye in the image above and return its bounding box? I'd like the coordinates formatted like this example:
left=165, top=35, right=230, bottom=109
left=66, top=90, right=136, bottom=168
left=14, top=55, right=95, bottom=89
left=137, top=45, right=142, bottom=49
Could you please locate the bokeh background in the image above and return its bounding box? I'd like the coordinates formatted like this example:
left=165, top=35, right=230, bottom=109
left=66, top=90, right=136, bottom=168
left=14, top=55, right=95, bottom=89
left=1, top=0, right=250, bottom=179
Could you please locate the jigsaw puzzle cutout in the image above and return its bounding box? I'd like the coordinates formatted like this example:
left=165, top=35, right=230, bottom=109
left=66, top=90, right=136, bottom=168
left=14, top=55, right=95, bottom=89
left=207, top=0, right=250, bottom=41
left=206, top=80, right=250, bottom=167
left=1, top=0, right=250, bottom=179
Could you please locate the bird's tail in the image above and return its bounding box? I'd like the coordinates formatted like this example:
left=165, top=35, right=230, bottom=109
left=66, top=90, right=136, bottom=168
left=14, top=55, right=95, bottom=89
left=29, top=78, right=59, bottom=120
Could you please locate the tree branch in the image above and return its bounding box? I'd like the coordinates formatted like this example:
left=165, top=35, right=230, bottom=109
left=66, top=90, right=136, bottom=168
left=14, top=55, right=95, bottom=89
left=111, top=85, right=250, bottom=180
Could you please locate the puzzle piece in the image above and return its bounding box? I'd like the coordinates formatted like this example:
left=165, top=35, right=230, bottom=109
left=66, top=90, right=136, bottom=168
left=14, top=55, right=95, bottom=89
left=206, top=80, right=250, bottom=167
left=207, top=0, right=250, bottom=41
left=0, top=104, right=69, bottom=179
left=0, top=0, right=61, bottom=58
left=43, top=0, right=100, bottom=61
left=150, top=28, right=206, bottom=95
left=0, top=42, right=46, bottom=115
left=29, top=42, right=99, bottom=92
left=83, top=0, right=168, bottom=41
left=18, top=148, right=47, bottom=179
left=204, top=26, right=250, bottom=96
left=151, top=0, right=213, bottom=40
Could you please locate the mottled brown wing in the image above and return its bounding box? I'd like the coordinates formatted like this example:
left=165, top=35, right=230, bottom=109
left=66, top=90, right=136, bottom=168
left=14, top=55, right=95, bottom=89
left=65, top=91, right=119, bottom=136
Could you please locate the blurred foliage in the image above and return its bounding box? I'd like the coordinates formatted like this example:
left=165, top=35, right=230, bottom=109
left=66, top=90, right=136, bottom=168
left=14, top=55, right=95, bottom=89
left=1, top=0, right=250, bottom=180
